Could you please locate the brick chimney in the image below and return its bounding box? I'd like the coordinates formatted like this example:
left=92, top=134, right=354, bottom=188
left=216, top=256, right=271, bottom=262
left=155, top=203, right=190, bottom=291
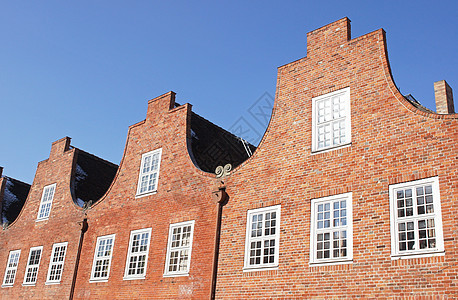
left=434, top=80, right=455, bottom=114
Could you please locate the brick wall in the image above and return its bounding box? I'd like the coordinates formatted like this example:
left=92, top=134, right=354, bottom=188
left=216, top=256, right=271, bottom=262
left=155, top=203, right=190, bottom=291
left=215, top=17, right=458, bottom=298
left=72, top=92, right=220, bottom=299
left=0, top=137, right=85, bottom=299
left=0, top=18, right=456, bottom=299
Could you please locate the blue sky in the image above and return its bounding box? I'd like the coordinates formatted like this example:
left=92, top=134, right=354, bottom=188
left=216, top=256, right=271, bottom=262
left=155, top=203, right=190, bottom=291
left=1, top=1, right=457, bottom=183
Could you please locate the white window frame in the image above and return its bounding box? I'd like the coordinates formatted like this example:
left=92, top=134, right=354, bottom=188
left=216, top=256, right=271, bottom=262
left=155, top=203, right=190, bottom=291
left=123, top=228, right=152, bottom=280
left=312, top=87, right=351, bottom=152
left=23, top=246, right=43, bottom=286
left=136, top=148, right=162, bottom=197
left=37, top=183, right=56, bottom=221
left=46, top=242, right=68, bottom=284
left=164, top=220, right=195, bottom=277
left=2, top=250, right=21, bottom=287
left=243, top=205, right=281, bottom=271
left=389, top=177, right=444, bottom=259
left=310, top=193, right=353, bottom=265
left=90, top=234, right=116, bottom=282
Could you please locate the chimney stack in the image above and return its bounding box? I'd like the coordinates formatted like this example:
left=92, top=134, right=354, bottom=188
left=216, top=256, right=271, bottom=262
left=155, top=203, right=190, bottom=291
left=434, top=80, right=455, bottom=114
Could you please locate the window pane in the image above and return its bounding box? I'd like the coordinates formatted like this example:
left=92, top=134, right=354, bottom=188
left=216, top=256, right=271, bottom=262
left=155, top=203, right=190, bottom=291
left=246, top=207, right=279, bottom=268
left=137, top=150, right=162, bottom=195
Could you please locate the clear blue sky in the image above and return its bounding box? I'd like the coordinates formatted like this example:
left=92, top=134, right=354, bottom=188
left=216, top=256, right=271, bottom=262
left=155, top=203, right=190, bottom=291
left=1, top=1, right=457, bottom=183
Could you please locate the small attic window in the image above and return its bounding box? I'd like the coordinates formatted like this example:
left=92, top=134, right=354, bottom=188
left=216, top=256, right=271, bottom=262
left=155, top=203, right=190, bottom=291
left=312, top=87, right=351, bottom=152
left=136, top=149, right=162, bottom=197
left=36, top=184, right=56, bottom=221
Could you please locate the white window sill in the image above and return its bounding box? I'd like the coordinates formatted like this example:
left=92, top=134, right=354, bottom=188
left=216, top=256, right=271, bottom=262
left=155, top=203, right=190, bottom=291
left=89, top=278, right=108, bottom=283
left=36, top=217, right=49, bottom=223
left=312, top=142, right=351, bottom=155
left=135, top=191, right=157, bottom=199
left=45, top=281, right=61, bottom=285
left=1, top=284, right=13, bottom=288
left=309, top=259, right=353, bottom=267
left=123, top=275, right=146, bottom=281
left=163, top=272, right=189, bottom=278
left=243, top=265, right=278, bottom=272
left=22, top=283, right=36, bottom=286
left=391, top=250, right=445, bottom=260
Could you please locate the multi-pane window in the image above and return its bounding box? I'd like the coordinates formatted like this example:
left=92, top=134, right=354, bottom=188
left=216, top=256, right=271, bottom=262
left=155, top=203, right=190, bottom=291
left=244, top=205, right=281, bottom=270
left=136, top=149, right=162, bottom=196
left=46, top=242, right=68, bottom=284
left=164, top=221, right=195, bottom=276
left=390, top=177, right=444, bottom=257
left=23, top=246, right=43, bottom=285
left=124, top=228, right=152, bottom=280
left=37, top=183, right=56, bottom=220
left=312, top=87, right=351, bottom=152
left=90, top=234, right=115, bottom=281
left=310, top=193, right=353, bottom=264
left=2, top=250, right=21, bottom=286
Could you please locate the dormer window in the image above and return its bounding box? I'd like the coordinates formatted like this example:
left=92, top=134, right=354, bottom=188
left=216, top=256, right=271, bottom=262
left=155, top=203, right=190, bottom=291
left=136, top=149, right=162, bottom=196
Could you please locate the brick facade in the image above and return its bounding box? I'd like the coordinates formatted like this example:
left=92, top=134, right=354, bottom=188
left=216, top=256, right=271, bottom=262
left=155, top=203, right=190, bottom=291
left=1, top=18, right=457, bottom=299
left=215, top=17, right=458, bottom=298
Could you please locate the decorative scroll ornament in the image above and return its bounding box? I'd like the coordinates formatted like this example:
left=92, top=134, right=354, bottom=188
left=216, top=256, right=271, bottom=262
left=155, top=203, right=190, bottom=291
left=215, top=164, right=232, bottom=178
left=82, top=200, right=93, bottom=211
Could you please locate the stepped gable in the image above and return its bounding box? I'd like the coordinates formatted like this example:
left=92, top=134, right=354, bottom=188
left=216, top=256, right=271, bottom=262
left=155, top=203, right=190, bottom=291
left=71, top=148, right=118, bottom=207
left=189, top=111, right=256, bottom=173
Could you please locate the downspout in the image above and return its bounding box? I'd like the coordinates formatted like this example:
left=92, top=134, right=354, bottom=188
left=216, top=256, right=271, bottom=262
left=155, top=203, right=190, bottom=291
left=210, top=186, right=228, bottom=300
left=69, top=217, right=88, bottom=300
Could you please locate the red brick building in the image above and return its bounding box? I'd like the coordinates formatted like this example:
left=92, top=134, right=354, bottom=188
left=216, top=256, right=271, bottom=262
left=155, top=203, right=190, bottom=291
left=1, top=18, right=457, bottom=299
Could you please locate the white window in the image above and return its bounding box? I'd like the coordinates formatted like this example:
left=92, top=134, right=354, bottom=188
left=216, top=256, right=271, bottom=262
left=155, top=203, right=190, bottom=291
left=124, top=228, right=152, bottom=280
left=90, top=234, right=115, bottom=282
left=389, top=177, right=444, bottom=258
left=164, top=221, right=195, bottom=276
left=2, top=250, right=21, bottom=286
left=23, top=246, right=43, bottom=285
left=310, top=193, right=353, bottom=265
left=37, top=183, right=56, bottom=220
left=136, top=149, right=162, bottom=196
left=46, top=242, right=68, bottom=284
left=312, top=87, right=351, bottom=152
left=244, top=205, right=281, bottom=271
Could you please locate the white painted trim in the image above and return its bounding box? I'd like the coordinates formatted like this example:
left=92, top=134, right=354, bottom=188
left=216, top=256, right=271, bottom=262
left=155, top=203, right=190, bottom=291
left=309, top=259, right=353, bottom=267
left=123, top=228, right=152, bottom=280
left=23, top=246, right=43, bottom=285
left=36, top=183, right=57, bottom=221
left=35, top=217, right=49, bottom=223
left=391, top=251, right=445, bottom=260
left=2, top=249, right=21, bottom=286
left=134, top=191, right=157, bottom=199
left=311, top=87, right=351, bottom=153
left=135, top=148, right=162, bottom=197
left=90, top=234, right=116, bottom=282
left=45, top=242, right=68, bottom=284
left=309, top=192, right=353, bottom=264
left=389, top=176, right=444, bottom=258
left=243, top=205, right=281, bottom=271
left=310, top=143, right=351, bottom=155
left=163, top=220, right=195, bottom=277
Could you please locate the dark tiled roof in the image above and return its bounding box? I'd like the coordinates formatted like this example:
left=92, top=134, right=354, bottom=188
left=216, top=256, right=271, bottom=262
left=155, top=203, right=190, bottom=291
left=72, top=149, right=118, bottom=207
left=404, top=94, right=435, bottom=113
left=1, top=177, right=30, bottom=224
left=189, top=112, right=256, bottom=173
